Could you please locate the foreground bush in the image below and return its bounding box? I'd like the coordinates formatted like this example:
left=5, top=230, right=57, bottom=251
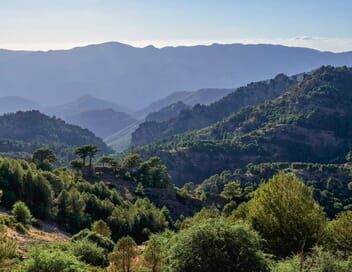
left=271, top=247, right=352, bottom=272
left=12, top=201, right=32, bottom=225
left=323, top=211, right=352, bottom=255
left=164, top=220, right=268, bottom=272
left=72, top=239, right=107, bottom=267
left=21, top=249, right=87, bottom=272
left=239, top=172, right=326, bottom=257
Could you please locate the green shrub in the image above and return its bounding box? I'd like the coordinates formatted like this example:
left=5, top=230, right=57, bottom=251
left=322, top=211, right=352, bottom=255
left=91, top=220, right=111, bottom=238
left=14, top=222, right=27, bottom=234
left=72, top=229, right=114, bottom=253
left=21, top=248, right=87, bottom=272
left=242, top=172, right=326, bottom=257
left=12, top=201, right=32, bottom=225
left=165, top=220, right=268, bottom=272
left=271, top=248, right=352, bottom=272
left=72, top=239, right=107, bottom=267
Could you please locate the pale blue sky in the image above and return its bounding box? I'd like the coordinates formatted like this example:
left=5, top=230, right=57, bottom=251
left=1, top=0, right=352, bottom=51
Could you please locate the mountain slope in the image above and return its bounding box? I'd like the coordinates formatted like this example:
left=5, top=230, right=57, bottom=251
left=0, top=96, right=40, bottom=115
left=140, top=66, right=352, bottom=184
left=2, top=42, right=352, bottom=108
left=132, top=73, right=297, bottom=146
left=145, top=101, right=190, bottom=123
left=107, top=87, right=232, bottom=151
left=0, top=110, right=110, bottom=159
left=133, top=88, right=233, bottom=119
left=105, top=121, right=143, bottom=152
left=66, top=108, right=136, bottom=139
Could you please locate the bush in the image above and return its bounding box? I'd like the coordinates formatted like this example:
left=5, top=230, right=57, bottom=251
left=271, top=248, right=352, bottom=272
left=21, top=248, right=87, bottom=272
left=164, top=220, right=268, bottom=272
left=92, top=219, right=111, bottom=238
left=109, top=236, right=137, bottom=272
left=322, top=211, right=352, bottom=255
left=242, top=172, right=326, bottom=257
left=72, top=229, right=114, bottom=253
left=72, top=239, right=107, bottom=267
left=12, top=201, right=32, bottom=225
left=0, top=224, right=17, bottom=263
left=14, top=222, right=27, bottom=234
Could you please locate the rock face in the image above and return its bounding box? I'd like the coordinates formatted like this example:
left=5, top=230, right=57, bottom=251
left=132, top=73, right=297, bottom=146
left=139, top=66, right=352, bottom=185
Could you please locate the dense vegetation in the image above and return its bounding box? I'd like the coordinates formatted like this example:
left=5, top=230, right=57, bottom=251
left=0, top=154, right=170, bottom=240
left=0, top=150, right=351, bottom=271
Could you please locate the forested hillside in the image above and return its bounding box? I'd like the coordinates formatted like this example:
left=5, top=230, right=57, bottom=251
left=0, top=110, right=110, bottom=160
left=137, top=66, right=352, bottom=184
left=132, top=73, right=297, bottom=146
left=0, top=151, right=351, bottom=271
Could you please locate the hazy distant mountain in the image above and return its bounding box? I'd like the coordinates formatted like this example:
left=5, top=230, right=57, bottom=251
left=108, top=88, right=232, bottom=151
left=0, top=96, right=40, bottom=115
left=145, top=101, right=190, bottom=123
left=2, top=42, right=352, bottom=109
left=44, top=94, right=131, bottom=119
left=105, top=120, right=143, bottom=152
left=66, top=108, right=136, bottom=139
left=133, top=88, right=233, bottom=119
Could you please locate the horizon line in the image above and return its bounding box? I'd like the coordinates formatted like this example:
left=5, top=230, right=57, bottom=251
left=1, top=38, right=352, bottom=53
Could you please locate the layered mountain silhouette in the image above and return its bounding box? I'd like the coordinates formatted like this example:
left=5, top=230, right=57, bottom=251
left=0, top=96, right=40, bottom=115
left=66, top=108, right=136, bottom=139
left=2, top=42, right=352, bottom=109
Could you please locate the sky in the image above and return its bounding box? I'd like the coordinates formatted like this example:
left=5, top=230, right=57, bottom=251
left=1, top=0, right=352, bottom=52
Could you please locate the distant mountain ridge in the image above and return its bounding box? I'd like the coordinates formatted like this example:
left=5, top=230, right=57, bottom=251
left=66, top=108, right=136, bottom=139
left=133, top=88, right=233, bottom=119
left=2, top=42, right=352, bottom=108
left=0, top=96, right=40, bottom=115
left=44, top=94, right=131, bottom=119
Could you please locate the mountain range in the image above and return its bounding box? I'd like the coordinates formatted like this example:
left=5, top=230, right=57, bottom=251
left=2, top=42, right=352, bottom=109
left=0, top=96, right=40, bottom=115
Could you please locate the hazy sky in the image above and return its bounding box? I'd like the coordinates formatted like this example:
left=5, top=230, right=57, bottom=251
left=1, top=0, right=352, bottom=52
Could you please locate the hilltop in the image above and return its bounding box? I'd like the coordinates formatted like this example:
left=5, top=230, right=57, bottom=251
left=0, top=110, right=110, bottom=160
